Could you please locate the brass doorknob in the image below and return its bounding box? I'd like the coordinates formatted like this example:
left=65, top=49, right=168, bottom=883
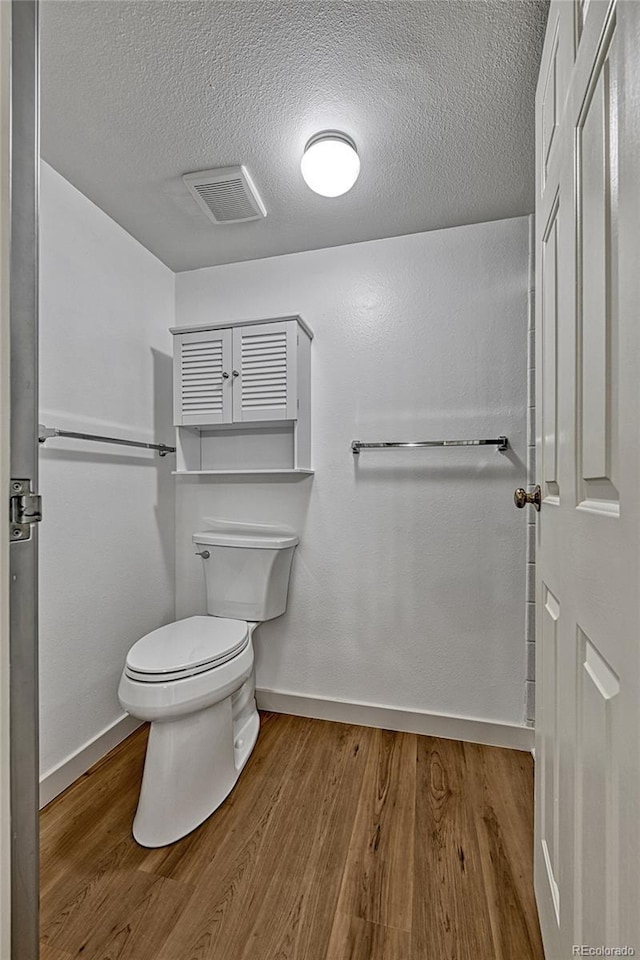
left=514, top=485, right=541, bottom=511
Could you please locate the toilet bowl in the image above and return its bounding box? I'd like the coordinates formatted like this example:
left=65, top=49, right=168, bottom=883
left=118, top=519, right=297, bottom=847
left=118, top=616, right=259, bottom=847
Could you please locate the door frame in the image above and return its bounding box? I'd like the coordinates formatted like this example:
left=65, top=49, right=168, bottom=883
left=5, top=1, right=40, bottom=958
left=1, top=0, right=13, bottom=954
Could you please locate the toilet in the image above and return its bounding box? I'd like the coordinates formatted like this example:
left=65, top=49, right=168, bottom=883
left=118, top=519, right=298, bottom=848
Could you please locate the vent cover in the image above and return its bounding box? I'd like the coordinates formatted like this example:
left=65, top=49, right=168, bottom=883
left=183, top=166, right=267, bottom=224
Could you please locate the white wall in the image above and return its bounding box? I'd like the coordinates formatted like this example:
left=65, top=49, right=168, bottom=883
left=38, top=163, right=175, bottom=797
left=175, top=216, right=530, bottom=727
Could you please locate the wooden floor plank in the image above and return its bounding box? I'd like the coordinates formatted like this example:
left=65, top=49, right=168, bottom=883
left=233, top=720, right=371, bottom=960
left=40, top=945, right=74, bottom=960
left=158, top=717, right=371, bottom=960
left=40, top=725, right=148, bottom=898
left=334, top=727, right=416, bottom=932
left=43, top=869, right=192, bottom=960
left=283, top=723, right=373, bottom=960
left=40, top=713, right=544, bottom=960
left=325, top=913, right=412, bottom=960
left=412, top=736, right=495, bottom=960
left=464, top=741, right=545, bottom=960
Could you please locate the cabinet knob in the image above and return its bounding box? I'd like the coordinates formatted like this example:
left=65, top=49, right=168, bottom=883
left=222, top=371, right=230, bottom=379
left=233, top=370, right=239, bottom=377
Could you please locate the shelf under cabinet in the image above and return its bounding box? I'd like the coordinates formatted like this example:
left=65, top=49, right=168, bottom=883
left=173, top=468, right=314, bottom=478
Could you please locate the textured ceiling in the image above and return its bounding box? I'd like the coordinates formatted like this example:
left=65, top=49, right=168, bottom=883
left=40, top=0, right=548, bottom=272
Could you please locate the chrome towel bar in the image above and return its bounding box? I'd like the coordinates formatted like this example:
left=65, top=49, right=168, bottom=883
left=38, top=424, right=176, bottom=457
left=351, top=436, right=509, bottom=454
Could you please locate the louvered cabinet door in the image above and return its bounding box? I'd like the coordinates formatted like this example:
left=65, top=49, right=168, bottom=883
left=174, top=328, right=233, bottom=425
left=232, top=321, right=298, bottom=422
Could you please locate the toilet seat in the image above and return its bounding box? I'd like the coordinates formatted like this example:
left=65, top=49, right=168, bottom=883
left=125, top=616, right=249, bottom=683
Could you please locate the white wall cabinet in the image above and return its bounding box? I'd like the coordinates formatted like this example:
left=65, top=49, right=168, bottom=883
left=171, top=315, right=312, bottom=475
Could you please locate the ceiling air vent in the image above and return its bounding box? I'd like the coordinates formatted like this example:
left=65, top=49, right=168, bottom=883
left=183, top=166, right=267, bottom=225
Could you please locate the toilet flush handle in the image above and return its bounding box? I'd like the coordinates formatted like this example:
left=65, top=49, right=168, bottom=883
left=195, top=550, right=210, bottom=560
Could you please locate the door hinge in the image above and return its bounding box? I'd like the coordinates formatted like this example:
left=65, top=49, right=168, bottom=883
left=10, top=478, right=42, bottom=542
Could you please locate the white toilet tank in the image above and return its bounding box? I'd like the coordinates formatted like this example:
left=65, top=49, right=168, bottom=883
left=192, top=519, right=298, bottom=622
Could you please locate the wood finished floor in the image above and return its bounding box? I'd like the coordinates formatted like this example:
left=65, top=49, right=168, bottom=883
left=40, top=713, right=544, bottom=960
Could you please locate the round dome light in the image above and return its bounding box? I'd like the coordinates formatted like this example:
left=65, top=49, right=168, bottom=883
left=301, top=132, right=360, bottom=197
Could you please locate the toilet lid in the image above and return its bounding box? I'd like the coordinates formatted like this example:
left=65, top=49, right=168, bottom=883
left=125, top=616, right=249, bottom=681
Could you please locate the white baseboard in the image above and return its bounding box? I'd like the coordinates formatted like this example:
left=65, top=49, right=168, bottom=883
left=256, top=689, right=534, bottom=752
left=39, top=695, right=533, bottom=809
left=39, top=713, right=142, bottom=809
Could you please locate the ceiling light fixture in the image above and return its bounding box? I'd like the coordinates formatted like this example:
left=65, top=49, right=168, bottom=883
left=300, top=131, right=360, bottom=197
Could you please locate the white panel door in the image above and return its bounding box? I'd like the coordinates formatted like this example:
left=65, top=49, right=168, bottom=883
left=174, top=327, right=233, bottom=426
left=232, top=320, right=298, bottom=422
left=534, top=2, right=640, bottom=957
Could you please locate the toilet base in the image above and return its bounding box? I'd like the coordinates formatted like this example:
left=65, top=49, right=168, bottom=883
left=132, top=683, right=259, bottom=848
